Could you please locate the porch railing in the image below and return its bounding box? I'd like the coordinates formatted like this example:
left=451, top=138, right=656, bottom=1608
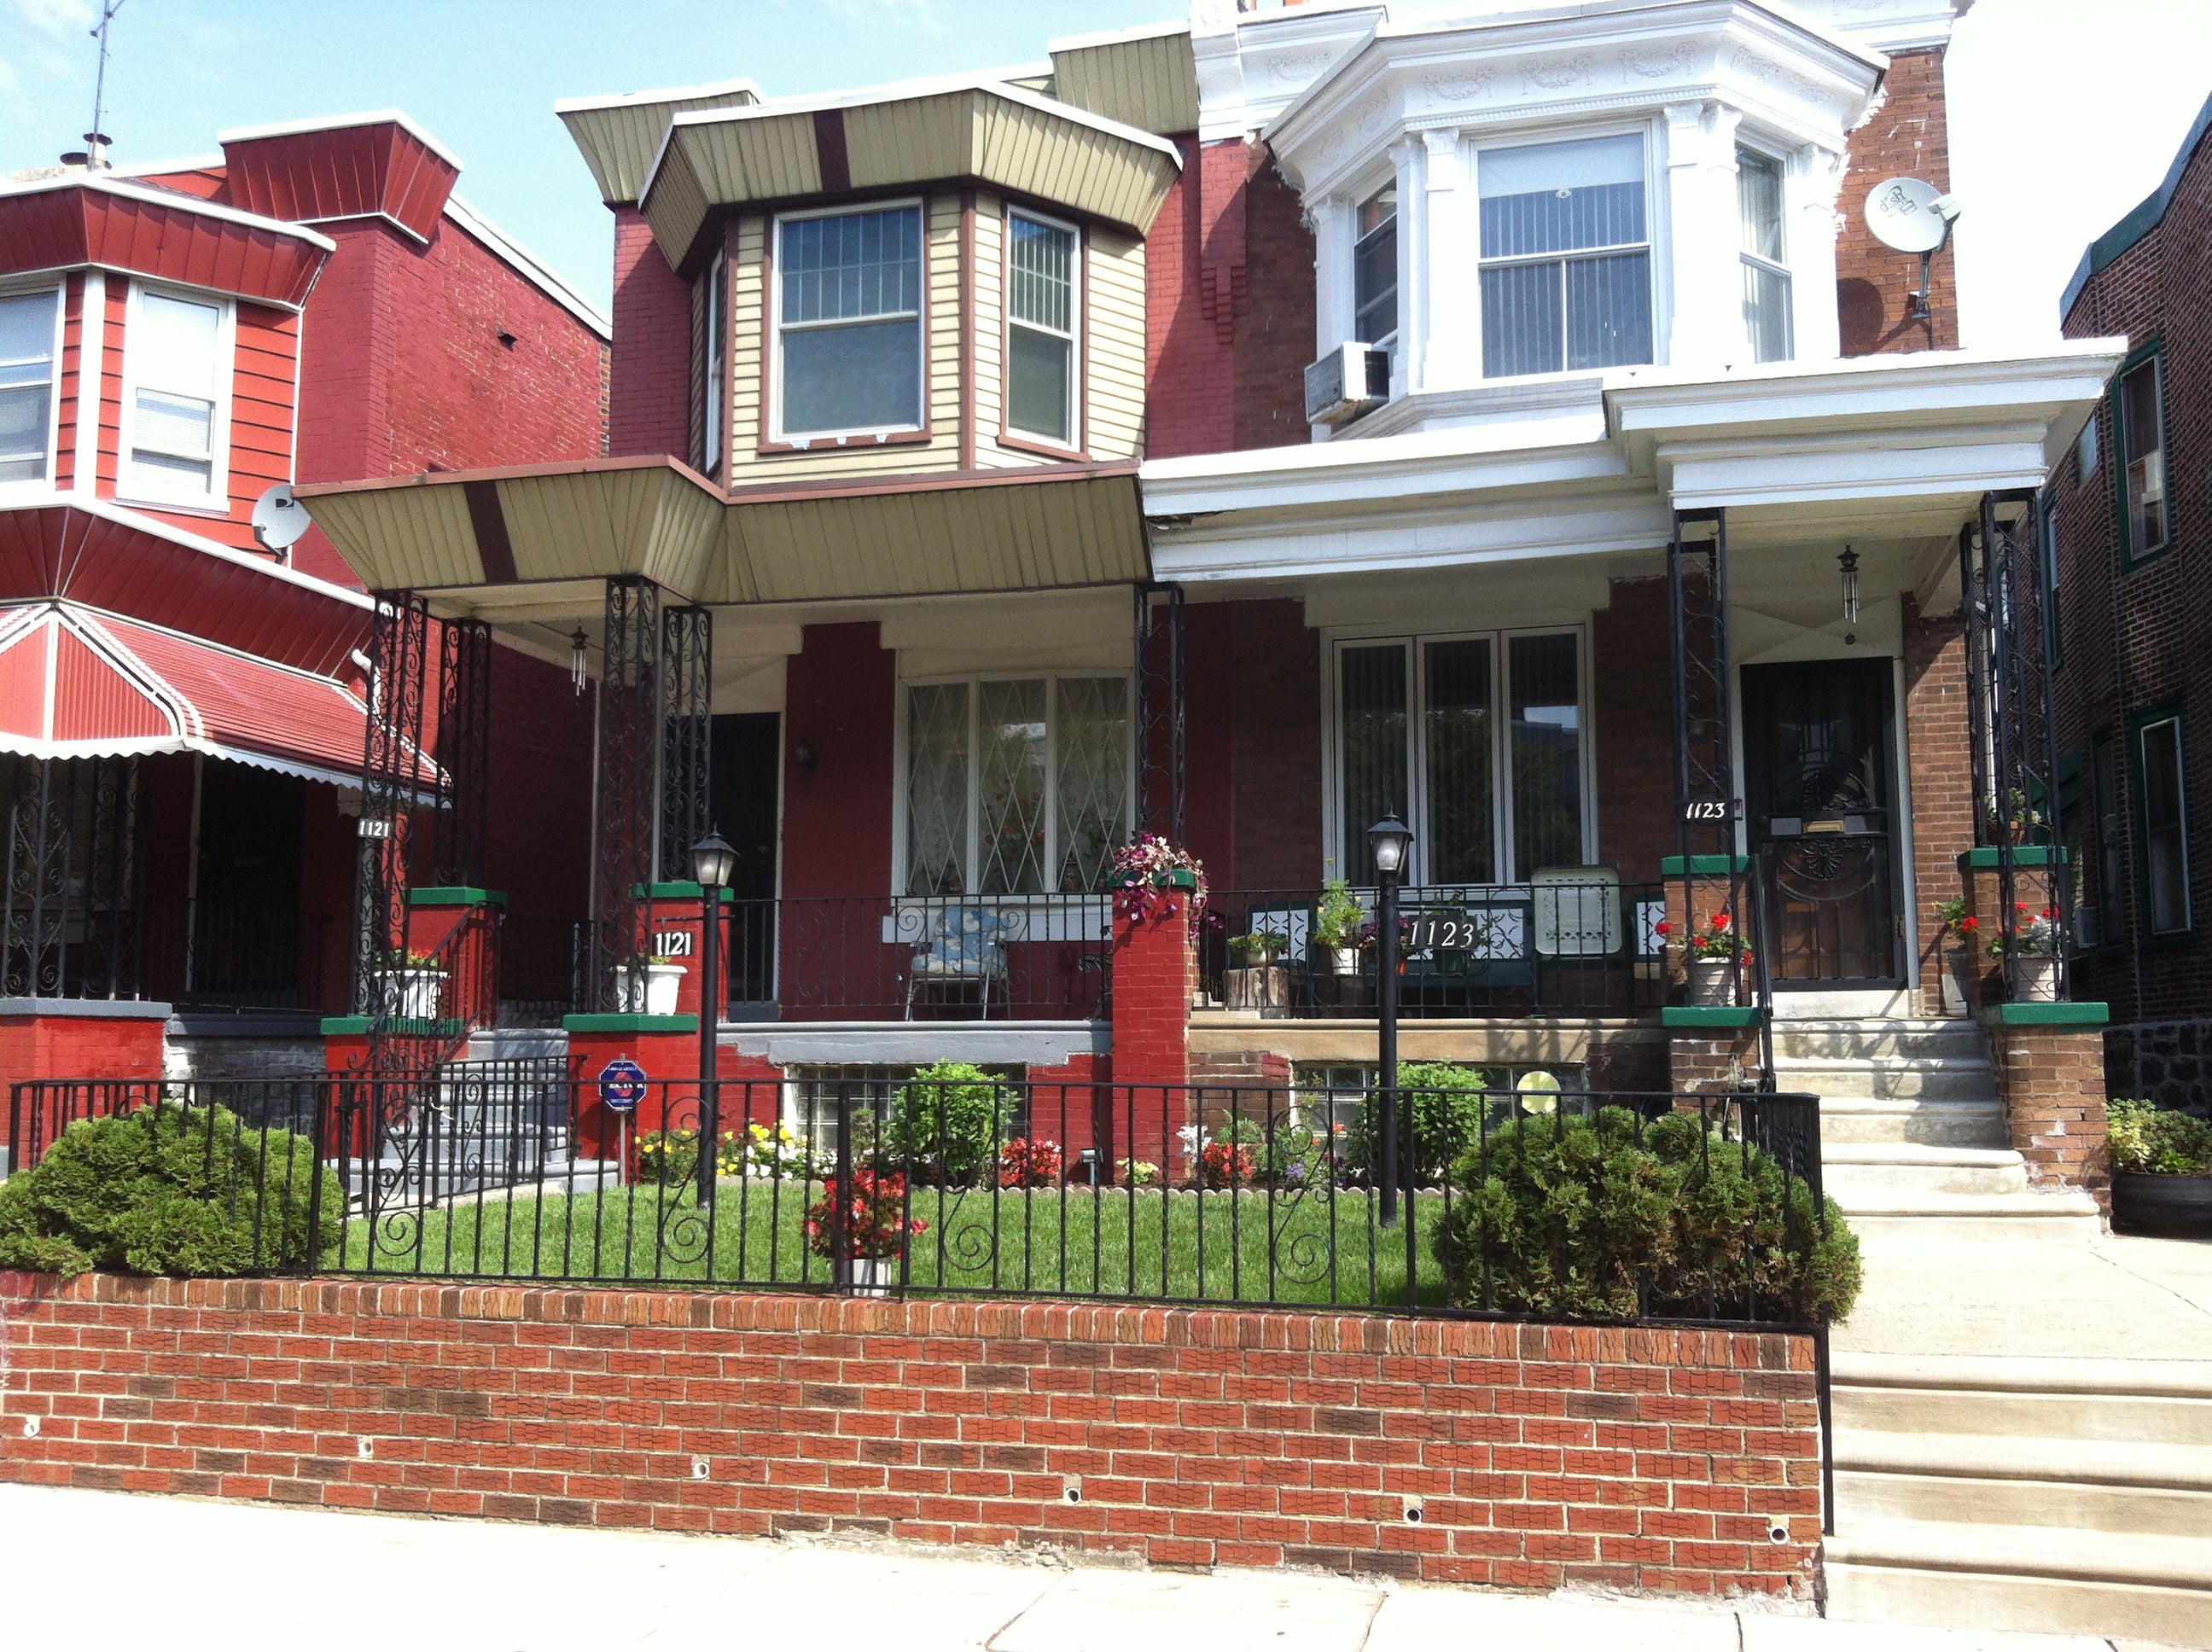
left=1201, top=881, right=1667, bottom=1018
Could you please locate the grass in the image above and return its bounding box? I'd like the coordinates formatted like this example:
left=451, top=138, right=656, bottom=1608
left=336, top=1177, right=1454, bottom=1309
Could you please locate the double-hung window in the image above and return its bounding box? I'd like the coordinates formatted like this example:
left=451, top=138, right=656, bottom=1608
left=703, top=253, right=727, bottom=474
left=125, top=286, right=230, bottom=506
left=2118, top=354, right=2168, bottom=561
left=1353, top=184, right=1399, bottom=358
left=1334, top=630, right=1586, bottom=886
left=2138, top=713, right=2191, bottom=936
left=0, top=287, right=61, bottom=486
left=777, top=205, right=923, bottom=439
left=904, top=676, right=1129, bottom=895
left=1738, top=147, right=1790, bottom=363
left=1477, top=135, right=1651, bottom=378
left=1006, top=211, right=1079, bottom=447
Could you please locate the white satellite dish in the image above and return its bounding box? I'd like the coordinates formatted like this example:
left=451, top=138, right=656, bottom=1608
left=251, top=482, right=311, bottom=558
left=1864, top=176, right=1957, bottom=254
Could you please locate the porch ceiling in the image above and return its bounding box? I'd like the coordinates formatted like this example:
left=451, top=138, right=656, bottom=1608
left=292, top=457, right=1151, bottom=622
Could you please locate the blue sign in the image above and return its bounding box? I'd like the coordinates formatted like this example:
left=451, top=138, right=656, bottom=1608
left=598, top=1057, right=649, bottom=1114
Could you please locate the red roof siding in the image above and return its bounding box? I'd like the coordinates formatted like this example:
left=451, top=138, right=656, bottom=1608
left=50, top=624, right=171, bottom=741
left=0, top=625, right=49, bottom=738
left=221, top=123, right=458, bottom=244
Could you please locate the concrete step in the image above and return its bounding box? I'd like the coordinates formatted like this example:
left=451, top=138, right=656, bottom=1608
left=1833, top=1354, right=2212, bottom=1446
left=1824, top=1519, right=2212, bottom=1643
left=1771, top=1018, right=1988, bottom=1063
left=1825, top=1148, right=2030, bottom=1200
left=1818, top=1096, right=2011, bottom=1149
left=1834, top=1431, right=2212, bottom=1536
left=1772, top=1056, right=1994, bottom=1102
left=1837, top=1187, right=2104, bottom=1242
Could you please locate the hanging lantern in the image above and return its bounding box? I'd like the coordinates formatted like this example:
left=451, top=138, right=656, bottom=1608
left=570, top=625, right=590, bottom=695
left=1838, top=545, right=1860, bottom=643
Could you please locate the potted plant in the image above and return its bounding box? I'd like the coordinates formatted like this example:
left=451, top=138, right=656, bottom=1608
left=367, top=947, right=445, bottom=1019
left=2108, top=1098, right=2212, bottom=1236
left=1223, top=930, right=1289, bottom=1011
left=1226, top=931, right=1287, bottom=969
left=1987, top=903, right=2063, bottom=1001
left=1316, top=877, right=1366, bottom=975
left=614, top=951, right=686, bottom=1015
left=1657, top=912, right=1749, bottom=1006
left=1109, top=833, right=1208, bottom=939
left=805, top=1166, right=928, bottom=1294
left=1934, top=895, right=1979, bottom=1014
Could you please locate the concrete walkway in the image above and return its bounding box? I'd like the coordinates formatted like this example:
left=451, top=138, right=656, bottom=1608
left=0, top=1484, right=2193, bottom=1652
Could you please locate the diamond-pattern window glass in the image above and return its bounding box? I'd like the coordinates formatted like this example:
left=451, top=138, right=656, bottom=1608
left=1054, top=678, right=1127, bottom=891
left=977, top=679, right=1048, bottom=894
left=905, top=683, right=969, bottom=896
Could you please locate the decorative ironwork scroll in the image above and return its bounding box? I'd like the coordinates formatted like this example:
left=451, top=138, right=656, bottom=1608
left=352, top=591, right=432, bottom=1015
left=593, top=576, right=661, bottom=1010
left=433, top=615, right=492, bottom=889
left=2, top=754, right=140, bottom=999
left=659, top=603, right=713, bottom=881
left=1132, top=582, right=1186, bottom=846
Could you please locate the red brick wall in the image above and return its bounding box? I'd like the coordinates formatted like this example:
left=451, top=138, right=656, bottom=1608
left=1836, top=49, right=1958, bottom=356
left=483, top=649, right=596, bottom=941
left=1111, top=890, right=1194, bottom=1091
left=0, top=1012, right=166, bottom=1086
left=1592, top=577, right=1675, bottom=884
left=1235, top=151, right=1318, bottom=452
left=0, top=1273, right=1822, bottom=1597
left=1231, top=600, right=1323, bottom=891
left=781, top=623, right=894, bottom=905
left=1901, top=596, right=1974, bottom=1010
left=609, top=206, right=696, bottom=459
left=1988, top=1027, right=2110, bottom=1207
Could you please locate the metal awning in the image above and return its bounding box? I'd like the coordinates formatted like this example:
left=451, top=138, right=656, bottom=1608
left=294, top=456, right=1151, bottom=621
left=0, top=602, right=425, bottom=790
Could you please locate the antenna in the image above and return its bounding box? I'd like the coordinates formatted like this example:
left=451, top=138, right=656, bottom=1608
left=1863, top=176, right=1961, bottom=320
left=251, top=483, right=311, bottom=561
left=86, top=0, right=127, bottom=169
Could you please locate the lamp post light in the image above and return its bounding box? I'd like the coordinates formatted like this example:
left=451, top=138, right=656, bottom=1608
left=1367, top=812, right=1413, bottom=1229
left=690, top=829, right=738, bottom=1207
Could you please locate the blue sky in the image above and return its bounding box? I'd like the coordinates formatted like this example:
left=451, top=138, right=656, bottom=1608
left=3, top=0, right=2209, bottom=346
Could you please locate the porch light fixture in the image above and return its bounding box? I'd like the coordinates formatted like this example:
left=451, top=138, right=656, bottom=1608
left=1838, top=546, right=1860, bottom=645
left=690, top=829, right=738, bottom=893
left=1366, top=811, right=1413, bottom=1231
left=1366, top=812, right=1412, bottom=878
left=569, top=625, right=590, bottom=695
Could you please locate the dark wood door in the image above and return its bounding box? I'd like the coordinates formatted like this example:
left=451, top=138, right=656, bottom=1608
left=1743, top=660, right=1902, bottom=986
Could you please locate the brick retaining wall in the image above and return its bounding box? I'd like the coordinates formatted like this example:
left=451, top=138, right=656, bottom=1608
left=0, top=1275, right=1820, bottom=1597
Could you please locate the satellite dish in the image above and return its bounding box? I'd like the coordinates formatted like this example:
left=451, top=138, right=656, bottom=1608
left=1864, top=176, right=1959, bottom=254
left=251, top=483, right=311, bottom=557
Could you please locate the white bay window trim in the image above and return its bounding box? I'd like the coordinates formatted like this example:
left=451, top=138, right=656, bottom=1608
left=119, top=281, right=235, bottom=512
left=1004, top=206, right=1082, bottom=451
left=771, top=199, right=927, bottom=444
left=0, top=281, right=66, bottom=494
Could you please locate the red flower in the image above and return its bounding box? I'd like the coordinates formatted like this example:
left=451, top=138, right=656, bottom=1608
left=1959, top=916, right=1979, bottom=932
left=1710, top=912, right=1731, bottom=930
left=1655, top=920, right=1674, bottom=936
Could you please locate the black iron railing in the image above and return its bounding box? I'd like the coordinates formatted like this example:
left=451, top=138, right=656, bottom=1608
left=1202, top=881, right=1666, bottom=1018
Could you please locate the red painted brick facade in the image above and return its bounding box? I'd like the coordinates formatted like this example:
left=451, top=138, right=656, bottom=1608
left=0, top=1010, right=166, bottom=1087
left=0, top=1272, right=1822, bottom=1595
left=1111, top=890, right=1196, bottom=1092
left=608, top=206, right=696, bottom=459
left=1836, top=49, right=1959, bottom=357
left=1901, top=596, right=1975, bottom=1010
left=780, top=623, right=894, bottom=909
left=1591, top=577, right=1677, bottom=884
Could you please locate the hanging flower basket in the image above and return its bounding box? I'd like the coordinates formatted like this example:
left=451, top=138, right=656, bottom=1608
left=1108, top=835, right=1208, bottom=939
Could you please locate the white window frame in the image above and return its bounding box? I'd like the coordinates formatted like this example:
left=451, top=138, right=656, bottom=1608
left=1736, top=141, right=1792, bottom=364
left=1322, top=624, right=1596, bottom=887
left=1471, top=125, right=1660, bottom=381
left=1003, top=206, right=1083, bottom=451
left=770, top=198, right=928, bottom=445
left=893, top=670, right=1136, bottom=898
left=0, top=279, right=67, bottom=498
left=1351, top=179, right=1400, bottom=358
left=118, top=279, right=236, bottom=514
left=703, top=250, right=727, bottom=475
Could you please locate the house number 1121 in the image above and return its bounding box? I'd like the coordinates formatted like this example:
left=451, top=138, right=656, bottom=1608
left=651, top=931, right=696, bottom=957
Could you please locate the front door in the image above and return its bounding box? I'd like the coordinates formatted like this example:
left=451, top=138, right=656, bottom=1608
left=1742, top=660, right=1903, bottom=986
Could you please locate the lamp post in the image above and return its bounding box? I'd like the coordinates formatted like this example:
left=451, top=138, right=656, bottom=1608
left=1367, top=812, right=1412, bottom=1229
left=690, top=829, right=738, bottom=1207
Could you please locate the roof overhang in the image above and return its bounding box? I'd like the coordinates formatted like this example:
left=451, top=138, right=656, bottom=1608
left=637, top=79, right=1183, bottom=271
left=0, top=175, right=333, bottom=309
left=556, top=77, right=765, bottom=206
left=293, top=457, right=1152, bottom=631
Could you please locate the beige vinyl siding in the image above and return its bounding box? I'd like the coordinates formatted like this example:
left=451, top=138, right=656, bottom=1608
left=1086, top=227, right=1146, bottom=461
left=971, top=195, right=1020, bottom=469
left=729, top=214, right=766, bottom=466
left=1049, top=30, right=1199, bottom=137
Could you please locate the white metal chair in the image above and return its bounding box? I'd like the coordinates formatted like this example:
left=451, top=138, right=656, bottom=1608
left=903, top=903, right=1011, bottom=1019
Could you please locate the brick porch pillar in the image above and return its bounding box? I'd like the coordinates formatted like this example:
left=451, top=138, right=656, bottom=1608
left=403, top=887, right=504, bottom=1031
left=1982, top=1003, right=2112, bottom=1213
left=1109, top=876, right=1196, bottom=1178
left=563, top=1013, right=701, bottom=1175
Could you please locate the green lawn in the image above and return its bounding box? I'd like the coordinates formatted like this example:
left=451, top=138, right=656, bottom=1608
left=337, top=1178, right=1454, bottom=1309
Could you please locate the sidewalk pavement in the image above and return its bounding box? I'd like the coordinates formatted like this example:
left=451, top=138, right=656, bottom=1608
left=0, top=1484, right=2186, bottom=1652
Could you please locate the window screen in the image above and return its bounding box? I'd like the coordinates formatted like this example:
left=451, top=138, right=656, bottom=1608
left=1478, top=136, right=1650, bottom=377
left=1008, top=212, right=1077, bottom=445
left=0, top=288, right=59, bottom=485
left=779, top=206, right=924, bottom=436
left=130, top=290, right=224, bottom=498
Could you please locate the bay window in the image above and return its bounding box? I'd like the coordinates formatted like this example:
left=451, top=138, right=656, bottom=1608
left=777, top=204, right=923, bottom=439
left=0, top=287, right=61, bottom=486
left=1006, top=210, right=1079, bottom=446
left=125, top=286, right=230, bottom=506
left=904, top=676, right=1129, bottom=896
left=1333, top=630, right=1586, bottom=886
left=1738, top=147, right=1790, bottom=363
left=2118, top=354, right=2168, bottom=561
left=1477, top=135, right=1651, bottom=378
left=1353, top=183, right=1398, bottom=355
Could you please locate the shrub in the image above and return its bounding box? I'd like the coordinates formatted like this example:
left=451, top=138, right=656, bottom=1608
left=805, top=1168, right=927, bottom=1260
left=1434, top=1105, right=1861, bottom=1324
left=2109, top=1099, right=2212, bottom=1174
left=1196, top=1139, right=1256, bottom=1190
left=998, top=1137, right=1063, bottom=1189
left=888, top=1062, right=1013, bottom=1185
left=0, top=1102, right=342, bottom=1278
left=1353, top=1062, right=1498, bottom=1184
left=1117, top=1158, right=1161, bottom=1188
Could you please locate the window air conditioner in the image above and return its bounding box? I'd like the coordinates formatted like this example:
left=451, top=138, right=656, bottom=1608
left=1305, top=341, right=1390, bottom=426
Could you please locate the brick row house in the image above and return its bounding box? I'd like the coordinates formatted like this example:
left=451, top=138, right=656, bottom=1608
left=2049, top=90, right=2212, bottom=1113
left=0, top=112, right=608, bottom=1084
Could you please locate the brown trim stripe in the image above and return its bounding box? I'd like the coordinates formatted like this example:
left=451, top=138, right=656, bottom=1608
left=812, top=109, right=851, bottom=195
left=462, top=480, right=518, bottom=585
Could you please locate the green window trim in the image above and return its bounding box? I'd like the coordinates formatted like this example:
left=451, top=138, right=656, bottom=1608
left=2129, top=702, right=2193, bottom=946
left=2112, top=340, right=2174, bottom=570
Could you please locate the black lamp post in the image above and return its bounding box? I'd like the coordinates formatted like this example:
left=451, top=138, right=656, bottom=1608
left=690, top=829, right=738, bottom=1206
left=1367, top=812, right=1412, bottom=1229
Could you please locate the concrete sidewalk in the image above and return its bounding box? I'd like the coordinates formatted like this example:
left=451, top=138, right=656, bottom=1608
left=0, top=1484, right=2190, bottom=1652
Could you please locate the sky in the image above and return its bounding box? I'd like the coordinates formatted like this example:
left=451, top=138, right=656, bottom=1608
left=2, top=0, right=2209, bottom=346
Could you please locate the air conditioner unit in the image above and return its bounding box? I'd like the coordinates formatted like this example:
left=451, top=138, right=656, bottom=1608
left=1305, top=341, right=1390, bottom=426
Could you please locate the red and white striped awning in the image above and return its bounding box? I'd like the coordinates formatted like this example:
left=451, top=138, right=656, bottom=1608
left=0, top=602, right=429, bottom=789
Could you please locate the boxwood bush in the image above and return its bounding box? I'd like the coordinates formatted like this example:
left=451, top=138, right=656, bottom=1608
left=1434, top=1104, right=1861, bottom=1323
left=888, top=1062, right=1014, bottom=1186
left=1352, top=1061, right=1499, bottom=1184
left=0, top=1102, right=342, bottom=1278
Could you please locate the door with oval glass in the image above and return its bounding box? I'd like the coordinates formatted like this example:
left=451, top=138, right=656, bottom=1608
left=1742, top=660, right=1903, bottom=986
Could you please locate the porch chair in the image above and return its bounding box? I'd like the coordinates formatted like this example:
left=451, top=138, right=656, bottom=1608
left=904, top=902, right=1011, bottom=1019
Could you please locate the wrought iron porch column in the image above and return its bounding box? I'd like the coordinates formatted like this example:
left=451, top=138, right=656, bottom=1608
left=3, top=753, right=141, bottom=1000
left=352, top=590, right=432, bottom=1014
left=660, top=603, right=714, bottom=880
left=1132, top=581, right=1185, bottom=845
left=433, top=615, right=492, bottom=889
left=592, top=576, right=662, bottom=1011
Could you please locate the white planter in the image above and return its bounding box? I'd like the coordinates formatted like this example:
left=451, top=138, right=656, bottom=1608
left=1687, top=958, right=1738, bottom=1007
left=2013, top=954, right=2060, bottom=1003
left=847, top=1256, right=899, bottom=1296
left=373, top=968, right=445, bottom=1020
left=1330, top=946, right=1361, bottom=977
left=615, top=962, right=686, bottom=1015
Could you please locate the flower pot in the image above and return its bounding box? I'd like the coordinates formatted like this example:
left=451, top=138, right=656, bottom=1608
left=1330, top=946, right=1361, bottom=977
left=614, top=962, right=686, bottom=1015
left=1687, top=958, right=1737, bottom=1007
left=1223, top=966, right=1288, bottom=1013
left=2011, top=954, right=2060, bottom=1003
left=2111, top=1170, right=2212, bottom=1237
left=373, top=968, right=445, bottom=1020
left=1942, top=946, right=1973, bottom=1016
left=847, top=1255, right=900, bottom=1296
